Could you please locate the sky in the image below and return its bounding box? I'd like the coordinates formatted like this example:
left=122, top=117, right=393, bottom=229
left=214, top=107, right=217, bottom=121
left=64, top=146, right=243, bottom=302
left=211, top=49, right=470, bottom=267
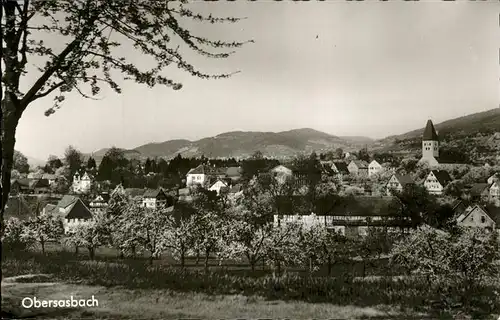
left=14, top=0, right=500, bottom=161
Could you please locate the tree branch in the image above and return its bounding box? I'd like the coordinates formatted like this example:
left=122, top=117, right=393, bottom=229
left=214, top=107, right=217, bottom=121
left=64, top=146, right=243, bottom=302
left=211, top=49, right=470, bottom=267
left=30, top=81, right=65, bottom=102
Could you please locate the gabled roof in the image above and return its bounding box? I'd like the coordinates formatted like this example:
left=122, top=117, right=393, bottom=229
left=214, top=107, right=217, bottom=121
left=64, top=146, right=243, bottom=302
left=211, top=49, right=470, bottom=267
left=56, top=195, right=79, bottom=209
left=430, top=170, right=452, bottom=186
left=187, top=165, right=209, bottom=175
left=394, top=174, right=414, bottom=186
left=210, top=179, right=228, bottom=188
left=29, top=179, right=50, bottom=189
left=350, top=160, right=369, bottom=169
left=469, top=183, right=490, bottom=196
left=65, top=199, right=93, bottom=220
left=369, top=160, right=381, bottom=167
left=332, top=162, right=349, bottom=174
left=457, top=205, right=496, bottom=225
left=92, top=193, right=110, bottom=203
left=423, top=119, right=439, bottom=140
left=143, top=188, right=166, bottom=199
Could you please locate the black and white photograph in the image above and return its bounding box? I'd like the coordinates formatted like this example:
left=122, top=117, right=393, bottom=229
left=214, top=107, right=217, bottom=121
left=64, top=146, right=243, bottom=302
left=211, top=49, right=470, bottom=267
left=1, top=0, right=500, bottom=319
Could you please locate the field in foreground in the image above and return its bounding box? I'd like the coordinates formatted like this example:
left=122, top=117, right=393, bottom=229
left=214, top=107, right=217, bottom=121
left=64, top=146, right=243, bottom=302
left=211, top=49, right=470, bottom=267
left=2, top=249, right=500, bottom=320
left=1, top=275, right=419, bottom=320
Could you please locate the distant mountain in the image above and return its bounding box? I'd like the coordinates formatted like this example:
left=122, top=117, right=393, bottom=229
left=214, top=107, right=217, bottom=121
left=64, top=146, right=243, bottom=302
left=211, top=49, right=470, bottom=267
left=381, top=108, right=500, bottom=143
left=130, top=128, right=375, bottom=159
left=85, top=147, right=142, bottom=165
left=25, top=155, right=45, bottom=168
left=374, top=108, right=500, bottom=161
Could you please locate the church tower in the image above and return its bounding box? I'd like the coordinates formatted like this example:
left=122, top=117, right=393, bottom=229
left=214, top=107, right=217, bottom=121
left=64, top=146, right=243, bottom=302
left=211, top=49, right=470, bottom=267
left=419, top=119, right=439, bottom=166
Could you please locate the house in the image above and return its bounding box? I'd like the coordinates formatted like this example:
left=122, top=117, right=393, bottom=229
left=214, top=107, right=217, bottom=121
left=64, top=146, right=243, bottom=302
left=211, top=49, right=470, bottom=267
left=329, top=161, right=350, bottom=183
left=71, top=171, right=93, bottom=194
left=186, top=165, right=211, bottom=187
left=89, top=193, right=110, bottom=214
left=44, top=195, right=93, bottom=233
left=385, top=174, right=414, bottom=195
left=41, top=174, right=57, bottom=186
left=142, top=188, right=170, bottom=209
left=468, top=183, right=491, bottom=202
left=270, top=165, right=293, bottom=184
left=489, top=181, right=500, bottom=206
left=275, top=196, right=410, bottom=237
left=209, top=179, right=229, bottom=195
left=347, top=160, right=369, bottom=176
left=368, top=160, right=383, bottom=177
left=29, top=179, right=51, bottom=194
left=423, top=170, right=452, bottom=195
left=418, top=119, right=440, bottom=167
left=456, top=205, right=496, bottom=230
left=487, top=173, right=499, bottom=185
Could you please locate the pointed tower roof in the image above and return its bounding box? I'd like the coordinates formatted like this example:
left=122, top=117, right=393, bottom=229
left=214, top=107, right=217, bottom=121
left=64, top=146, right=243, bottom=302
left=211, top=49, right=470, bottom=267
left=422, top=119, right=438, bottom=140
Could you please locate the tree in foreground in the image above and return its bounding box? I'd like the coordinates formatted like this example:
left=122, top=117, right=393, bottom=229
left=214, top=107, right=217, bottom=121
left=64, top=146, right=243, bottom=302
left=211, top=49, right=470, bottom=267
left=24, top=211, right=64, bottom=255
left=64, top=213, right=111, bottom=260
left=1, top=217, right=33, bottom=252
left=0, top=0, right=250, bottom=226
left=390, top=225, right=499, bottom=308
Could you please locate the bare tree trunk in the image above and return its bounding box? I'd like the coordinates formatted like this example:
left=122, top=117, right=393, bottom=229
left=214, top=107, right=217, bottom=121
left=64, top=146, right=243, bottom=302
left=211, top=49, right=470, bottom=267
left=1, top=99, right=20, bottom=230
left=195, top=250, right=200, bottom=265
left=204, top=249, right=210, bottom=274
left=41, top=238, right=45, bottom=255
left=180, top=251, right=185, bottom=270
left=327, top=255, right=332, bottom=276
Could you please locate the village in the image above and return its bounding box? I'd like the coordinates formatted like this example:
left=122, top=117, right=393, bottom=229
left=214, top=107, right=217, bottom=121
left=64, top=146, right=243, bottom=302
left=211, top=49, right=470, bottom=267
left=6, top=119, right=500, bottom=237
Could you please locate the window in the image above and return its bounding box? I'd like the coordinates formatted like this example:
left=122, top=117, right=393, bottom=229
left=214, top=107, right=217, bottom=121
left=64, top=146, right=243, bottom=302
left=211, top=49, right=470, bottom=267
left=481, top=216, right=486, bottom=223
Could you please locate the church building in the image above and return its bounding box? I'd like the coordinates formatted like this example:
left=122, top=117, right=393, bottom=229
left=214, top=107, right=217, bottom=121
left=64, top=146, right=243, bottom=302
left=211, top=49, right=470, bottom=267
left=418, top=119, right=440, bottom=167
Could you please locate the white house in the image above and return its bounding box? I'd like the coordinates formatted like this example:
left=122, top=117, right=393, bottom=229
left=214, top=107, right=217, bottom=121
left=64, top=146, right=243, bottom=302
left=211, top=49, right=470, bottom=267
left=385, top=174, right=414, bottom=195
left=489, top=181, right=500, bottom=207
left=456, top=205, right=496, bottom=230
left=44, top=195, right=93, bottom=233
left=72, top=171, right=92, bottom=194
left=142, top=188, right=169, bottom=209
left=89, top=193, right=110, bottom=214
left=209, top=179, right=228, bottom=195
left=368, top=160, right=383, bottom=177
left=186, top=165, right=211, bottom=187
left=423, top=170, right=452, bottom=195
left=41, top=174, right=57, bottom=186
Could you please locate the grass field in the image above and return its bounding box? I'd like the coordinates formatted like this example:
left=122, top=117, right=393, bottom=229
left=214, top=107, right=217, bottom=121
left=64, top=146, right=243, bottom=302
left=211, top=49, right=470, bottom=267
left=2, top=244, right=500, bottom=320
left=2, top=275, right=420, bottom=320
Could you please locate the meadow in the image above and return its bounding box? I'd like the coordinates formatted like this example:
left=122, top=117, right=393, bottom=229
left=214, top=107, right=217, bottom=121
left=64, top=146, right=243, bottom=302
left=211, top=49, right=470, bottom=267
left=2, top=243, right=500, bottom=319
